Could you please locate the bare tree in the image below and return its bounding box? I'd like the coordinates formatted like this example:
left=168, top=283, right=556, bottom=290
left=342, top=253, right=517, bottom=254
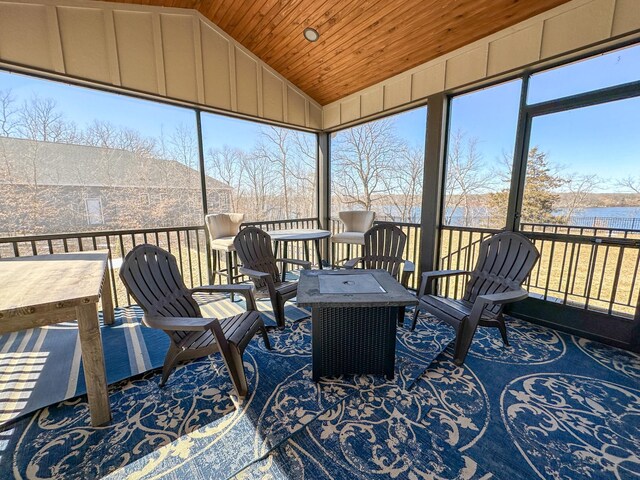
left=242, top=152, right=275, bottom=219
left=617, top=176, right=640, bottom=194
left=383, top=146, right=423, bottom=222
left=206, top=145, right=246, bottom=212
left=444, top=130, right=494, bottom=226
left=560, top=174, right=600, bottom=222
left=332, top=118, right=402, bottom=212
left=18, top=95, right=79, bottom=143
left=0, top=89, right=19, bottom=136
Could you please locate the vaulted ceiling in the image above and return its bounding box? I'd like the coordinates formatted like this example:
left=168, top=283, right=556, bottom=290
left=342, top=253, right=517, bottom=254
left=105, top=0, right=571, bottom=105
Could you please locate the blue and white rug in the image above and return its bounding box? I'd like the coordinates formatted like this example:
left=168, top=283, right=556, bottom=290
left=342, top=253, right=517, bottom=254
left=0, top=298, right=638, bottom=480
left=0, top=295, right=310, bottom=424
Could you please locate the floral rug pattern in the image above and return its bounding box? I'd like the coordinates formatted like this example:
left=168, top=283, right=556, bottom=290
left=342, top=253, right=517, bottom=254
left=0, top=302, right=638, bottom=480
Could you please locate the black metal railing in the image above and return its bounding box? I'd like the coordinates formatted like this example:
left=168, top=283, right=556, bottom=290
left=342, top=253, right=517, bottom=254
left=3, top=219, right=638, bottom=317
left=0, top=218, right=321, bottom=308
left=0, top=226, right=209, bottom=308
left=440, top=224, right=640, bottom=319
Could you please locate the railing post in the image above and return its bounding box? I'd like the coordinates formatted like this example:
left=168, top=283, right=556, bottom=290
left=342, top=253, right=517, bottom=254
left=318, top=131, right=330, bottom=264
left=419, top=92, right=448, bottom=276
left=196, top=110, right=213, bottom=284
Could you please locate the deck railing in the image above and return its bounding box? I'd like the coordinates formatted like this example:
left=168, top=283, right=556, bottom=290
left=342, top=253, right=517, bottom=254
left=0, top=218, right=320, bottom=308
left=2, top=219, right=638, bottom=317
left=440, top=224, right=640, bottom=319
left=0, top=226, right=209, bottom=308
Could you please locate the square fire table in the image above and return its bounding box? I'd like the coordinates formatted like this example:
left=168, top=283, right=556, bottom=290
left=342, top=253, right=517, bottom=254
left=297, top=269, right=417, bottom=381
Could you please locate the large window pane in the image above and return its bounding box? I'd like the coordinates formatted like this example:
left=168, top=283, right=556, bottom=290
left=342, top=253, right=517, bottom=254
left=201, top=114, right=317, bottom=221
left=0, top=71, right=202, bottom=236
left=521, top=97, right=640, bottom=228
left=443, top=79, right=521, bottom=228
left=528, top=43, right=640, bottom=105
left=330, top=107, right=427, bottom=223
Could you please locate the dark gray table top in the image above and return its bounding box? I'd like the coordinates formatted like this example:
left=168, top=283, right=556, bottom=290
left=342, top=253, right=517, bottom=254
left=297, top=269, right=418, bottom=308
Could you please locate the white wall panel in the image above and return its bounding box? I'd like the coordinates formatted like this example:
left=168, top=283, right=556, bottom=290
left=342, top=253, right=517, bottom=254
left=113, top=11, right=159, bottom=94
left=160, top=13, right=198, bottom=102
left=361, top=86, right=384, bottom=117
left=262, top=68, right=284, bottom=121
left=383, top=76, right=411, bottom=109
left=540, top=0, right=616, bottom=58
left=234, top=47, right=258, bottom=116
left=0, top=2, right=57, bottom=71
left=0, top=0, right=320, bottom=129
left=445, top=45, right=488, bottom=89
left=488, top=24, right=543, bottom=76
left=411, top=63, right=445, bottom=101
left=612, top=0, right=640, bottom=36
left=200, top=21, right=232, bottom=109
left=287, top=86, right=306, bottom=126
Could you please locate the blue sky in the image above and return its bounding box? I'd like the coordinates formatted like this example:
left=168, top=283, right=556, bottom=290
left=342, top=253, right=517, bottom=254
left=0, top=42, right=638, bottom=191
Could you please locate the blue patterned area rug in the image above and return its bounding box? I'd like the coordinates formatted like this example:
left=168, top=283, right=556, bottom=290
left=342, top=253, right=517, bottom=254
left=1, top=301, right=639, bottom=479
left=0, top=295, right=309, bottom=424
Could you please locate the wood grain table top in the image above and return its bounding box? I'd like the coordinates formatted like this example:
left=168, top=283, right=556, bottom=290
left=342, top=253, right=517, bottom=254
left=0, top=250, right=109, bottom=317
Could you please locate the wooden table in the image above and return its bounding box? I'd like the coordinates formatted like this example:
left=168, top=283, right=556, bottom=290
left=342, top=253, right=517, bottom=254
left=269, top=228, right=331, bottom=278
left=0, top=251, right=114, bottom=426
left=297, top=269, right=418, bottom=381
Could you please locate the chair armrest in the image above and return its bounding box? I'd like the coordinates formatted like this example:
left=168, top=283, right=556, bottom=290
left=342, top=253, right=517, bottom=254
left=277, top=258, right=312, bottom=269
left=191, top=284, right=257, bottom=310
left=239, top=266, right=271, bottom=279
left=191, top=284, right=253, bottom=295
left=421, top=269, right=469, bottom=281
left=400, top=260, right=415, bottom=289
left=143, top=314, right=217, bottom=331
left=468, top=288, right=528, bottom=325
left=403, top=260, right=415, bottom=274
left=477, top=288, right=529, bottom=305
left=418, top=269, right=469, bottom=297
left=343, top=257, right=362, bottom=269
left=239, top=266, right=277, bottom=300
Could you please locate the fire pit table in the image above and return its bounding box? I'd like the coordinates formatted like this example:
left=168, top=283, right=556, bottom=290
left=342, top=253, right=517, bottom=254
left=297, top=269, right=417, bottom=381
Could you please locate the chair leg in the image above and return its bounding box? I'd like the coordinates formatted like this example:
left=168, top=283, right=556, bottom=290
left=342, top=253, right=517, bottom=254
left=397, top=306, right=405, bottom=328
left=496, top=315, right=509, bottom=346
left=270, top=295, right=286, bottom=329
left=220, top=344, right=248, bottom=397
left=160, top=343, right=181, bottom=387
left=410, top=306, right=420, bottom=331
left=211, top=250, right=218, bottom=284
left=226, top=251, right=235, bottom=302
left=452, top=316, right=481, bottom=366
left=261, top=325, right=272, bottom=350
left=331, top=242, right=335, bottom=269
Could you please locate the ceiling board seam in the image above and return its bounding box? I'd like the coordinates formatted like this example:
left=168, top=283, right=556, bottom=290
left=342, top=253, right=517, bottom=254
left=192, top=16, right=205, bottom=104
left=282, top=81, right=288, bottom=123
left=103, top=9, right=122, bottom=86
left=256, top=62, right=264, bottom=118
left=151, top=12, right=166, bottom=96
left=47, top=6, right=66, bottom=73
left=228, top=42, right=238, bottom=112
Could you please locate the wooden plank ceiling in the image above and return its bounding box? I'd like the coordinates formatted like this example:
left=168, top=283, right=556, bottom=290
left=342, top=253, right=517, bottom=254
left=105, top=0, right=571, bottom=105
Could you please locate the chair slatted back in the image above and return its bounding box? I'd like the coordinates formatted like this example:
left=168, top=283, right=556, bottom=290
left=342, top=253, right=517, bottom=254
left=234, top=227, right=281, bottom=289
left=120, top=244, right=201, bottom=342
left=361, top=224, right=407, bottom=280
left=463, top=232, right=540, bottom=314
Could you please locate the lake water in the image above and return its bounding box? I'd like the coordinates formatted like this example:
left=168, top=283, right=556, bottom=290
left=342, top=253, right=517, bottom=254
left=381, top=205, right=640, bottom=229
